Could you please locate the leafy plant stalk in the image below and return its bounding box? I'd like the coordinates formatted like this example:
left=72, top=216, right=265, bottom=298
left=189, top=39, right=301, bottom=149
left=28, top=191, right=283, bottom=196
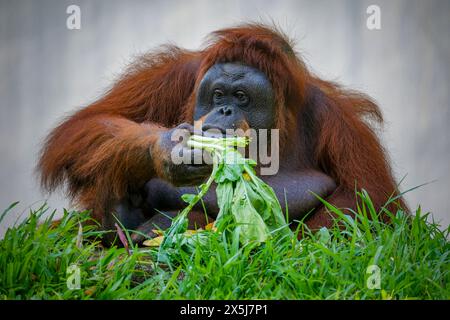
left=158, top=135, right=292, bottom=262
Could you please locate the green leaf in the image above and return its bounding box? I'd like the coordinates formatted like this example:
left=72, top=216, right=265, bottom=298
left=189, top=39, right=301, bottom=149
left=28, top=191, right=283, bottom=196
left=318, top=227, right=331, bottom=244
left=181, top=194, right=196, bottom=204
left=231, top=181, right=270, bottom=244
left=160, top=134, right=294, bottom=263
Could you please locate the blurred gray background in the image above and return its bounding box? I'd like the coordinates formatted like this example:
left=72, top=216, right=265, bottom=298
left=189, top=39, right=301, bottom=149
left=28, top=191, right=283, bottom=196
left=1, top=0, right=449, bottom=235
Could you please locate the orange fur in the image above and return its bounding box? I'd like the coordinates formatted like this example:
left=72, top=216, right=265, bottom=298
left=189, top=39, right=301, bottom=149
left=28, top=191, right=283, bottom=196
left=38, top=23, right=406, bottom=227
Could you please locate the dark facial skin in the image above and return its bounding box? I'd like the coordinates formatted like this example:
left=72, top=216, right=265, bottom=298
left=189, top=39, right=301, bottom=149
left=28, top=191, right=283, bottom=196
left=194, top=63, right=276, bottom=133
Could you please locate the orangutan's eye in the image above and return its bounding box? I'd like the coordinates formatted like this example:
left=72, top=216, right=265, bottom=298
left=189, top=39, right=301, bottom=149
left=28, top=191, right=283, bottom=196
left=235, top=90, right=249, bottom=105
left=213, top=89, right=224, bottom=100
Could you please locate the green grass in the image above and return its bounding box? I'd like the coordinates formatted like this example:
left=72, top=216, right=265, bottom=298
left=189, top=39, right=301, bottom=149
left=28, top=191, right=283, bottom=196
left=0, top=192, right=449, bottom=300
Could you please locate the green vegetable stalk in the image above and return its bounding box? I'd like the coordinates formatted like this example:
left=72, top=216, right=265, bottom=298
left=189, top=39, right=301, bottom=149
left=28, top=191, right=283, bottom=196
left=158, top=135, right=292, bottom=262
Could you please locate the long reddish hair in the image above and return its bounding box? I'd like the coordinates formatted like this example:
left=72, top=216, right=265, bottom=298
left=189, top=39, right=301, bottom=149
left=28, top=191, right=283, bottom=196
left=38, top=23, right=406, bottom=222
